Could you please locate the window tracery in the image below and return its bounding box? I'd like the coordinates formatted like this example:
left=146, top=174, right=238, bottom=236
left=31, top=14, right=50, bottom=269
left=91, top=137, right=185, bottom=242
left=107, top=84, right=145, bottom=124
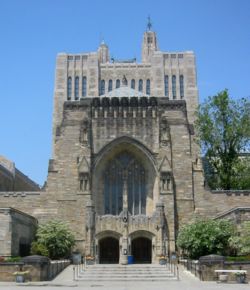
left=104, top=152, right=146, bottom=215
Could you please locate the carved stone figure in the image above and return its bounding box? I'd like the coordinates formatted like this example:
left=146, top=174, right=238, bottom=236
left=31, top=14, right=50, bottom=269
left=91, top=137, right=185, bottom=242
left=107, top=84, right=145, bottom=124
left=160, top=118, right=170, bottom=146
left=160, top=172, right=172, bottom=192
left=80, top=119, right=89, bottom=146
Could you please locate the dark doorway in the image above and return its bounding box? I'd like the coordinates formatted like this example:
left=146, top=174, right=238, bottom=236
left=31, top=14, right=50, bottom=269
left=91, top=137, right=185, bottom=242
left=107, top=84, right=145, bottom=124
left=99, top=237, right=119, bottom=264
left=132, top=237, right=152, bottom=263
left=19, top=237, right=30, bottom=257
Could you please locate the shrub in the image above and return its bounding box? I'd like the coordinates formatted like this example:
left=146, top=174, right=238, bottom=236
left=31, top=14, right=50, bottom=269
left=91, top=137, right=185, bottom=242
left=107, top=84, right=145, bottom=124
left=31, top=220, right=75, bottom=259
left=4, top=256, right=21, bottom=262
left=239, top=221, right=250, bottom=255
left=31, top=241, right=49, bottom=257
left=177, top=219, right=234, bottom=259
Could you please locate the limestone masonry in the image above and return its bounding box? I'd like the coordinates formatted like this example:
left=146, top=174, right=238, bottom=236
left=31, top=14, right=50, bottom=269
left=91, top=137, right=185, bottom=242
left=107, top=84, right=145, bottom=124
left=0, top=24, right=249, bottom=263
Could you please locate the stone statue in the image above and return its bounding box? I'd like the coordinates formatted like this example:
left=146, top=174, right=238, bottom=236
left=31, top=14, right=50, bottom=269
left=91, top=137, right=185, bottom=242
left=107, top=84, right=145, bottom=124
left=122, top=75, right=128, bottom=86
left=160, top=119, right=170, bottom=146
left=80, top=119, right=89, bottom=145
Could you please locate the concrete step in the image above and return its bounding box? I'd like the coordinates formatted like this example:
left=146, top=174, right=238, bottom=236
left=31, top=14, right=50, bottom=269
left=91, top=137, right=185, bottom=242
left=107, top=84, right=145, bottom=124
left=82, top=268, right=171, bottom=273
left=74, top=264, right=178, bottom=281
left=76, top=276, right=177, bottom=281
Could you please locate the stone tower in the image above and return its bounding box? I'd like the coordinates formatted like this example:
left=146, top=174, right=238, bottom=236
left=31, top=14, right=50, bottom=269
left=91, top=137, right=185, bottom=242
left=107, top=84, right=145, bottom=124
left=141, top=17, right=158, bottom=63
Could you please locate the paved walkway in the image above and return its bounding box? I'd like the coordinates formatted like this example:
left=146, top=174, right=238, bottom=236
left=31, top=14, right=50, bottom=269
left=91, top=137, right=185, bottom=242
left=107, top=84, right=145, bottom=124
left=0, top=265, right=249, bottom=289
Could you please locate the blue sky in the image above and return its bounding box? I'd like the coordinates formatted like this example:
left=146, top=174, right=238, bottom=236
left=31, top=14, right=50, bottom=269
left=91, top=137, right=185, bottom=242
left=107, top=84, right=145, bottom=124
left=0, top=0, right=249, bottom=186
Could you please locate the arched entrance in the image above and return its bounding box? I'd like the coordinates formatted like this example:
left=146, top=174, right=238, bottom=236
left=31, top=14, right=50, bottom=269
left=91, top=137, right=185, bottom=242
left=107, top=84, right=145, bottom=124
left=99, top=237, right=119, bottom=264
left=132, top=237, right=152, bottom=263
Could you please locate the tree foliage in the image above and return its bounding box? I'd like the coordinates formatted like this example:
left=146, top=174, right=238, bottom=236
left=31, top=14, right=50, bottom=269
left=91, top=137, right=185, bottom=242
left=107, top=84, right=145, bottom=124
left=195, top=90, right=250, bottom=189
left=177, top=219, right=234, bottom=259
left=31, top=220, right=75, bottom=259
left=239, top=221, right=250, bottom=255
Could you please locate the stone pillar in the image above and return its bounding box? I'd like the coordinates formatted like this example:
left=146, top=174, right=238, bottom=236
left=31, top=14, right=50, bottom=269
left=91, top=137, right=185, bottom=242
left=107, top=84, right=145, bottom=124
left=153, top=202, right=167, bottom=258
left=85, top=201, right=95, bottom=257
left=120, top=170, right=129, bottom=265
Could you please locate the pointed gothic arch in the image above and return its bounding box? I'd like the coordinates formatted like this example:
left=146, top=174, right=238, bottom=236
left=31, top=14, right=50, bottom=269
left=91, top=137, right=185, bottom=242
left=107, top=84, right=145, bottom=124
left=92, top=137, right=157, bottom=216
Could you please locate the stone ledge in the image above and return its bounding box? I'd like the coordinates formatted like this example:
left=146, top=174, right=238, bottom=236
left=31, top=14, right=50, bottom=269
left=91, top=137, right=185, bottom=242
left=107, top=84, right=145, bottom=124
left=0, top=192, right=41, bottom=197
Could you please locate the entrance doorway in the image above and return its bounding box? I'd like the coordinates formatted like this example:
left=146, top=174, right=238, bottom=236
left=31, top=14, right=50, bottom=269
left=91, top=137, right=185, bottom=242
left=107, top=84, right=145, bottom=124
left=99, top=237, right=119, bottom=264
left=132, top=237, right=152, bottom=263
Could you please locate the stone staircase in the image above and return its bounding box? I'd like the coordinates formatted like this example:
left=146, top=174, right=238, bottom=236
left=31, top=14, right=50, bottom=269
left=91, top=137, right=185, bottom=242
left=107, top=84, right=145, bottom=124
left=74, top=264, right=179, bottom=281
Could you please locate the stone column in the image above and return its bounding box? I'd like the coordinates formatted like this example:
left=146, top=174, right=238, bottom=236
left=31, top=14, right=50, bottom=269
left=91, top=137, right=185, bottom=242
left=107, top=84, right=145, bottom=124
left=120, top=169, right=128, bottom=265
left=153, top=201, right=167, bottom=258
left=85, top=201, right=95, bottom=257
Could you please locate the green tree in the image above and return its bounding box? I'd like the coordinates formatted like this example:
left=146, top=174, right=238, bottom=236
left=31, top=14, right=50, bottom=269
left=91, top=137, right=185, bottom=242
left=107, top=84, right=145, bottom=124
left=195, top=90, right=250, bottom=189
left=177, top=219, right=234, bottom=259
left=31, top=220, right=75, bottom=259
left=232, top=156, right=250, bottom=190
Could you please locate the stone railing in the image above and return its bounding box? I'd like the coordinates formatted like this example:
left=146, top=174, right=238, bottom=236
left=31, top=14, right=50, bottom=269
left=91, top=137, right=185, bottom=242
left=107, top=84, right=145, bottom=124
left=181, top=255, right=250, bottom=282
left=211, top=190, right=250, bottom=196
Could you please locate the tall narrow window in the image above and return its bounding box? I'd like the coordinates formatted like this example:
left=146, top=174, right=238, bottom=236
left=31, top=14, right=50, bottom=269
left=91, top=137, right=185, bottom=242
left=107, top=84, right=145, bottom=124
left=75, top=76, right=79, bottom=100
left=131, top=79, right=135, bottom=89
left=146, top=79, right=150, bottom=95
left=100, top=79, right=105, bottom=95
left=180, top=75, right=184, bottom=99
left=172, top=75, right=176, bottom=99
left=108, top=79, right=113, bottom=92
left=138, top=79, right=143, bottom=92
left=164, top=75, right=169, bottom=97
left=116, top=79, right=120, bottom=88
left=82, top=76, right=87, bottom=97
left=67, top=77, right=72, bottom=100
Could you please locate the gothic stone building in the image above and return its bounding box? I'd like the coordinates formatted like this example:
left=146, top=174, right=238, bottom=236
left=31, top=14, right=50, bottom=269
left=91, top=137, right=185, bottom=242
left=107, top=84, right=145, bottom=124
left=1, top=26, right=250, bottom=263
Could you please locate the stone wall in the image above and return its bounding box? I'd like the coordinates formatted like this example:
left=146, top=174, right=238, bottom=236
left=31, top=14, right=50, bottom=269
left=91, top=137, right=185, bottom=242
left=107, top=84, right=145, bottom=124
left=0, top=208, right=37, bottom=257
left=0, top=156, right=40, bottom=191
left=0, top=259, right=70, bottom=282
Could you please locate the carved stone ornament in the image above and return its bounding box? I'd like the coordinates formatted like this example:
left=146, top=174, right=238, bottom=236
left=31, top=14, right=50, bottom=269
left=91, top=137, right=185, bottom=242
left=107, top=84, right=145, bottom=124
left=122, top=75, right=128, bottom=86
left=160, top=172, right=172, bottom=193
left=79, top=172, right=90, bottom=191
left=85, top=202, right=95, bottom=231
left=160, top=118, right=170, bottom=146
left=79, top=119, right=89, bottom=146
left=78, top=157, right=90, bottom=191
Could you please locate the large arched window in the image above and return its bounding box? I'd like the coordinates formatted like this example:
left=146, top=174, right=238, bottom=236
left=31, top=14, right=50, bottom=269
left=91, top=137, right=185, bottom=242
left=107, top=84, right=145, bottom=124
left=172, top=75, right=176, bottom=99
left=146, top=79, right=150, bottom=95
left=108, top=79, right=113, bottom=92
left=103, top=152, right=146, bottom=216
left=116, top=79, right=120, bottom=88
left=67, top=77, right=72, bottom=100
left=75, top=76, right=79, bottom=100
left=131, top=79, right=135, bottom=89
left=180, top=75, right=184, bottom=99
left=164, top=75, right=169, bottom=97
left=82, top=76, right=87, bottom=97
left=138, top=79, right=143, bottom=92
left=100, top=79, right=105, bottom=95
